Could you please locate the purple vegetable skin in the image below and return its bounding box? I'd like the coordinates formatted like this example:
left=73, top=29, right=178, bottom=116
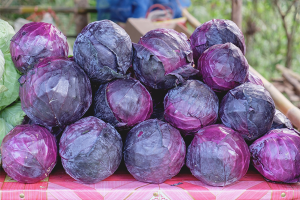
left=133, top=28, right=198, bottom=89
left=219, top=83, right=275, bottom=141
left=190, top=19, right=246, bottom=65
left=10, top=22, right=69, bottom=73
left=186, top=124, right=250, bottom=186
left=246, top=71, right=264, bottom=86
left=94, top=78, right=153, bottom=129
left=59, top=116, right=122, bottom=184
left=19, top=57, right=92, bottom=127
left=164, top=80, right=219, bottom=135
left=73, top=20, right=132, bottom=84
left=1, top=124, right=57, bottom=183
left=250, top=128, right=300, bottom=183
left=124, top=119, right=186, bottom=183
left=270, top=109, right=293, bottom=130
left=198, top=43, right=249, bottom=92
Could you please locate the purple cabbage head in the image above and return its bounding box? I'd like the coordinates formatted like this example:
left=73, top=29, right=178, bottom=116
left=59, top=116, right=122, bottom=184
left=190, top=19, right=246, bottom=65
left=1, top=124, right=57, bottom=183
left=133, top=28, right=198, bottom=90
left=164, top=80, right=219, bottom=135
left=19, top=57, right=92, bottom=127
left=198, top=43, right=249, bottom=92
left=10, top=22, right=69, bottom=73
left=250, top=128, right=300, bottom=183
left=219, top=83, right=276, bottom=141
left=186, top=124, right=250, bottom=186
left=73, top=20, right=132, bottom=84
left=270, top=109, right=293, bottom=130
left=246, top=71, right=264, bottom=86
left=94, top=78, right=153, bottom=129
left=124, top=119, right=186, bottom=183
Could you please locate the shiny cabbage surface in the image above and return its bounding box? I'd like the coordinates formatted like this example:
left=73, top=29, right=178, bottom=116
left=270, top=109, right=293, bottom=130
left=19, top=57, right=92, bottom=127
left=133, top=28, right=198, bottom=89
left=190, top=19, right=246, bottom=65
left=164, top=80, right=218, bottom=135
left=250, top=128, right=300, bottom=183
left=1, top=124, right=57, bottom=183
left=219, top=83, right=275, bottom=141
left=94, top=78, right=153, bottom=129
left=0, top=19, right=15, bottom=54
left=10, top=22, right=68, bottom=73
left=59, top=116, right=122, bottom=184
left=198, top=43, right=249, bottom=92
left=124, top=119, right=186, bottom=183
left=73, top=20, right=132, bottom=84
left=246, top=71, right=264, bottom=86
left=186, top=124, right=250, bottom=186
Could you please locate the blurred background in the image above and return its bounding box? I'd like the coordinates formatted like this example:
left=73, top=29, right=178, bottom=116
left=1, top=0, right=300, bottom=107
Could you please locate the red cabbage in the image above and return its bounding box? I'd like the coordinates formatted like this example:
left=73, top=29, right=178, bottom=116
left=270, top=109, right=293, bottom=130
left=246, top=71, right=264, bottom=86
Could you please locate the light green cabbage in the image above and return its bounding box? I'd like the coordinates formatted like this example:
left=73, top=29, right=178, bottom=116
left=0, top=19, right=15, bottom=54
left=0, top=118, right=13, bottom=144
left=0, top=101, right=25, bottom=126
left=0, top=49, right=5, bottom=79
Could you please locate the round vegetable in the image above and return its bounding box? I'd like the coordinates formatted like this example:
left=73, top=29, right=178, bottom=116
left=124, top=119, right=186, bottom=183
left=246, top=71, right=264, bottom=86
left=190, top=19, right=246, bottom=65
left=133, top=28, right=198, bottom=90
left=73, top=20, right=132, bottom=84
left=270, top=109, right=293, bottom=130
left=0, top=19, right=15, bottom=54
left=1, top=124, right=57, bottom=183
left=19, top=57, right=92, bottom=127
left=198, top=43, right=249, bottom=92
left=94, top=78, right=153, bottom=129
left=59, top=116, right=122, bottom=184
left=250, top=128, right=300, bottom=183
left=10, top=22, right=69, bottom=73
left=219, top=83, right=275, bottom=141
left=164, top=80, right=219, bottom=135
left=186, top=124, right=250, bottom=186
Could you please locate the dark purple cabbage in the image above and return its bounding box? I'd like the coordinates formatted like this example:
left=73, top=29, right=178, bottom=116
left=73, top=20, right=132, bottom=84
left=246, top=71, right=264, bottom=86
left=198, top=43, right=249, bottom=93
left=10, top=22, right=69, bottom=73
left=59, top=116, right=122, bottom=184
left=19, top=57, right=92, bottom=127
left=219, top=83, right=275, bottom=141
left=133, top=28, right=198, bottom=90
left=250, top=128, right=300, bottom=183
left=164, top=80, right=219, bottom=135
left=190, top=19, right=246, bottom=65
left=186, top=124, right=250, bottom=186
left=270, top=109, right=293, bottom=130
left=1, top=124, right=57, bottom=183
left=124, top=119, right=186, bottom=183
left=94, top=78, right=153, bottom=129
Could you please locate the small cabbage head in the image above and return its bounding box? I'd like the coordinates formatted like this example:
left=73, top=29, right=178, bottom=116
left=0, top=19, right=15, bottom=54
left=246, top=71, right=264, bottom=86
left=270, top=109, right=293, bottom=130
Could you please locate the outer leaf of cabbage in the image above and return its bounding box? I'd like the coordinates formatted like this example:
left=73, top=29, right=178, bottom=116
left=0, top=53, right=20, bottom=111
left=0, top=49, right=5, bottom=78
left=0, top=101, right=25, bottom=126
left=0, top=118, right=13, bottom=144
left=0, top=19, right=15, bottom=54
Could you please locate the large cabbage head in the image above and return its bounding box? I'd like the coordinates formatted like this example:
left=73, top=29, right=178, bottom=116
left=250, top=128, right=300, bottom=183
left=19, top=57, right=92, bottom=127
left=94, top=78, right=153, bottom=129
left=133, top=28, right=198, bottom=90
left=59, top=116, right=122, bottom=184
left=73, top=20, right=132, bottom=84
left=164, top=80, right=219, bottom=135
left=124, top=119, right=186, bottom=184
left=186, top=124, right=250, bottom=186
left=0, top=19, right=15, bottom=54
left=10, top=22, right=69, bottom=73
left=198, top=43, right=249, bottom=92
left=270, top=109, right=293, bottom=130
left=1, top=124, right=57, bottom=183
left=190, top=19, right=246, bottom=65
left=246, top=71, right=264, bottom=86
left=219, top=83, right=275, bottom=141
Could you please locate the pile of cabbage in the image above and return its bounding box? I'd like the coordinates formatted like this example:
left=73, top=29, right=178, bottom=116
left=0, top=17, right=299, bottom=187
